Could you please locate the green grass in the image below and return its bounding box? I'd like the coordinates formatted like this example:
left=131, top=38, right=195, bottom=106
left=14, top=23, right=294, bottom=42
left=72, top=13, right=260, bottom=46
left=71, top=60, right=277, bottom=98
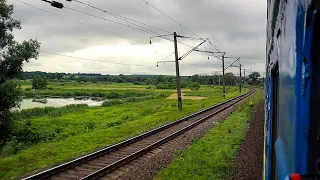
left=0, top=82, right=247, bottom=179
left=154, top=91, right=262, bottom=180
left=184, top=86, right=243, bottom=97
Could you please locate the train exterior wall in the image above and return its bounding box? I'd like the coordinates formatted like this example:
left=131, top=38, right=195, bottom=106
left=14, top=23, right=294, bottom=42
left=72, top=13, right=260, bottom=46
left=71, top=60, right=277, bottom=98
left=265, top=0, right=317, bottom=179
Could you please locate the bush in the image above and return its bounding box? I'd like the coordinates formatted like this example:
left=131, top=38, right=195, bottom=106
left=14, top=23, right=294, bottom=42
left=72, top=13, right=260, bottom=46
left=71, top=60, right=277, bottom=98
left=102, top=99, right=123, bottom=107
left=156, top=82, right=175, bottom=89
left=188, top=82, right=200, bottom=90
left=32, top=76, right=48, bottom=90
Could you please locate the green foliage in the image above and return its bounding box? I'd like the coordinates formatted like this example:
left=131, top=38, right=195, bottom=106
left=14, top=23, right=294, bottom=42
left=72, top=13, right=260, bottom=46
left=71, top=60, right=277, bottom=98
left=0, top=86, right=245, bottom=179
left=101, top=99, right=123, bottom=107
left=155, top=91, right=263, bottom=180
left=0, top=80, right=21, bottom=146
left=189, top=82, right=200, bottom=90
left=248, top=72, right=261, bottom=85
left=156, top=82, right=175, bottom=89
left=32, top=76, right=48, bottom=90
left=21, top=89, right=154, bottom=99
left=0, top=0, right=40, bottom=146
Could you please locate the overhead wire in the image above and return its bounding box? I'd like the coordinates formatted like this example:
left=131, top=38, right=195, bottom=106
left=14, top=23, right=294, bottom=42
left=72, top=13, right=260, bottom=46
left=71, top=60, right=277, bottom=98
left=145, top=0, right=151, bottom=26
left=141, top=0, right=204, bottom=40
left=20, top=0, right=241, bottom=74
left=15, top=0, right=144, bottom=43
left=63, top=3, right=196, bottom=49
left=158, top=52, right=175, bottom=63
left=19, top=0, right=193, bottom=49
left=50, top=0, right=204, bottom=50
left=70, top=0, right=171, bottom=34
left=39, top=50, right=175, bottom=72
left=64, top=6, right=163, bottom=35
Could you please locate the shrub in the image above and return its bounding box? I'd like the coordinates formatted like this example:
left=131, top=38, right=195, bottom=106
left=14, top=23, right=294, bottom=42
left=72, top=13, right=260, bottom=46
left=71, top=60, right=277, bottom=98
left=188, top=82, right=200, bottom=90
left=32, top=76, right=48, bottom=90
left=102, top=99, right=123, bottom=107
left=156, top=82, right=175, bottom=89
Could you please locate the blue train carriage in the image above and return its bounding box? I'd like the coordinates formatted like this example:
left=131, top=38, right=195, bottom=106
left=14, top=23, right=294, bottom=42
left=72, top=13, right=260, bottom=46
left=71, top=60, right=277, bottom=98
left=265, top=0, right=320, bottom=179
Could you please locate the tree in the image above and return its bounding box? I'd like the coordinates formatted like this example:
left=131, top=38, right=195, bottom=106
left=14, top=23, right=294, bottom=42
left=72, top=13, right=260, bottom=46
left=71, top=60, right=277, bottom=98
left=248, top=72, right=261, bottom=85
left=0, top=0, right=40, bottom=146
left=32, top=76, right=48, bottom=89
left=191, top=74, right=200, bottom=83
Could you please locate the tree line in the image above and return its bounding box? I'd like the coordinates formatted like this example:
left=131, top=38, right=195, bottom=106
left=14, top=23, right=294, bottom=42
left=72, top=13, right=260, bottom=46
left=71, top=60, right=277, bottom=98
left=21, top=71, right=263, bottom=86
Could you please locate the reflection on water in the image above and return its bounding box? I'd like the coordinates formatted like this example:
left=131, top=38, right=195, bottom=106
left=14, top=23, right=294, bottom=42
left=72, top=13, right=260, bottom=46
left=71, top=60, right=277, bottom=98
left=20, top=98, right=104, bottom=110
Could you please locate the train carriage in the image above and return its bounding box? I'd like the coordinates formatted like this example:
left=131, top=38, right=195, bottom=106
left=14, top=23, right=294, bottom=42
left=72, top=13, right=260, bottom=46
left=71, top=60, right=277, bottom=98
left=265, top=0, right=320, bottom=179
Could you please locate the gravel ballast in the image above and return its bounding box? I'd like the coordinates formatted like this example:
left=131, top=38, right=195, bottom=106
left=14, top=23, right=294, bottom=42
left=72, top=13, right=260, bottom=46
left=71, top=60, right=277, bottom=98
left=232, top=100, right=264, bottom=180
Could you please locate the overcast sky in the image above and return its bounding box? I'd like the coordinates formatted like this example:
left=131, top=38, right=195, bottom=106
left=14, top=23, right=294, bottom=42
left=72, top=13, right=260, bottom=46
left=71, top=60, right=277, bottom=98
left=8, top=0, right=266, bottom=76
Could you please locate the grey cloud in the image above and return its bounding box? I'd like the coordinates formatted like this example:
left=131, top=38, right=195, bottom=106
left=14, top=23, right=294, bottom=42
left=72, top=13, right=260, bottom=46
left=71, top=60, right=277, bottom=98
left=9, top=0, right=266, bottom=75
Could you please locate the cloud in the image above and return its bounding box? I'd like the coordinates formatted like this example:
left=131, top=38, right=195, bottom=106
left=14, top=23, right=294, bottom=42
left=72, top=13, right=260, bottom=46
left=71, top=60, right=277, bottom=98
left=8, top=0, right=266, bottom=76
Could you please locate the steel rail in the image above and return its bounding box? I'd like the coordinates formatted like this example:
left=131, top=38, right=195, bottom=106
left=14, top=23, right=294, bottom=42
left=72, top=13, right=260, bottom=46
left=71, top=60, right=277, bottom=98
left=23, top=90, right=254, bottom=180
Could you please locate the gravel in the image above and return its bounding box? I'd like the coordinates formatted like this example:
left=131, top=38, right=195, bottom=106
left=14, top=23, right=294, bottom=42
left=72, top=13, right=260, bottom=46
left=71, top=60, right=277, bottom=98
left=232, top=100, right=264, bottom=180
left=99, top=94, right=254, bottom=180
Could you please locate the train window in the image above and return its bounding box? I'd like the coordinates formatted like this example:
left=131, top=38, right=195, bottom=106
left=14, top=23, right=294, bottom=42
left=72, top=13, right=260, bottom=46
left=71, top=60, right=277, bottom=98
left=271, top=63, right=279, bottom=179
left=308, top=6, right=320, bottom=174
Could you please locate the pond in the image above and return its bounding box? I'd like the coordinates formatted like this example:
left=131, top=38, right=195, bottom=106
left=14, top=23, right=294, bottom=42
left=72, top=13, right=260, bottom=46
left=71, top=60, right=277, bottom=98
left=20, top=98, right=104, bottom=110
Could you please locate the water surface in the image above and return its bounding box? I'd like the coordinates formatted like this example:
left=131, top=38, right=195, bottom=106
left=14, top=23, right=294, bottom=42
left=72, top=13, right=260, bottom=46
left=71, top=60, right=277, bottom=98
left=20, top=98, right=103, bottom=110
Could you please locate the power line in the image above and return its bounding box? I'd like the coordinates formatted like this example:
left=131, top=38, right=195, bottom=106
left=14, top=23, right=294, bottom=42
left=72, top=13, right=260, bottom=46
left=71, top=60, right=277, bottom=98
left=39, top=50, right=176, bottom=72
left=15, top=0, right=144, bottom=43
left=43, top=0, right=197, bottom=49
left=158, top=52, right=175, bottom=63
left=70, top=0, right=171, bottom=34
left=141, top=0, right=204, bottom=40
left=42, top=0, right=202, bottom=50
left=64, top=6, right=162, bottom=36
left=145, top=0, right=151, bottom=26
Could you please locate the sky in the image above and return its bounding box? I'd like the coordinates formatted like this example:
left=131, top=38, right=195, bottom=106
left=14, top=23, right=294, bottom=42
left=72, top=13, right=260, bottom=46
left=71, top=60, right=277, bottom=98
left=8, top=0, right=267, bottom=76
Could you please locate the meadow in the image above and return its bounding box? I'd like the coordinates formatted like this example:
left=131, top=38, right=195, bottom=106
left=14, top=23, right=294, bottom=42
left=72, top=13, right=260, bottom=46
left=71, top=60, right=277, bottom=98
left=0, top=81, right=247, bottom=179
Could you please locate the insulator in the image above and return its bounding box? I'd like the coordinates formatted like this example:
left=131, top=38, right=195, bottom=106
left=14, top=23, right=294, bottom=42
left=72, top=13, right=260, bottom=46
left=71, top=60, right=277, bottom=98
left=51, top=1, right=64, bottom=9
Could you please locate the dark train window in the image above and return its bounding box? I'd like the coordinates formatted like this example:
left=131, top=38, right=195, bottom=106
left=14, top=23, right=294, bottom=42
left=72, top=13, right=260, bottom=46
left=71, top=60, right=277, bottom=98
left=308, top=5, right=320, bottom=174
left=271, top=63, right=279, bottom=180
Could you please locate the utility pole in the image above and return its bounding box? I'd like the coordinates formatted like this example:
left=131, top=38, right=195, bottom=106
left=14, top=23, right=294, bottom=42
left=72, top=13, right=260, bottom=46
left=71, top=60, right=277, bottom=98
left=212, top=72, right=214, bottom=85
left=239, top=64, right=242, bottom=93
left=173, top=32, right=182, bottom=111
left=243, top=69, right=246, bottom=87
left=154, top=33, right=206, bottom=111
left=222, top=53, right=226, bottom=97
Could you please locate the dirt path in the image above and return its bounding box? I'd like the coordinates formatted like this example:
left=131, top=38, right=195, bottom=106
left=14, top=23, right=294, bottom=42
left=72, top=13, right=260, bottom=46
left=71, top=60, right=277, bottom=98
left=167, top=93, right=206, bottom=100
left=232, top=101, right=264, bottom=180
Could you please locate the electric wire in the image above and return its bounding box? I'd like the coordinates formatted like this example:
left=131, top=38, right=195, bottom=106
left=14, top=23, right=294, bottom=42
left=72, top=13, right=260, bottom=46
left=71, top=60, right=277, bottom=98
left=64, top=7, right=162, bottom=35
left=68, top=0, right=233, bottom=66
left=71, top=0, right=171, bottom=34
left=21, top=0, right=241, bottom=73
left=39, top=50, right=175, bottom=72
left=141, top=0, right=204, bottom=40
left=15, top=0, right=145, bottom=43
left=157, top=52, right=175, bottom=63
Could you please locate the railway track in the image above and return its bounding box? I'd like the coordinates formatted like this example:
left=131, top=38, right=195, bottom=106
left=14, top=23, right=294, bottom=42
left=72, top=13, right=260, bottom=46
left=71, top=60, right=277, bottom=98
left=24, top=90, right=254, bottom=180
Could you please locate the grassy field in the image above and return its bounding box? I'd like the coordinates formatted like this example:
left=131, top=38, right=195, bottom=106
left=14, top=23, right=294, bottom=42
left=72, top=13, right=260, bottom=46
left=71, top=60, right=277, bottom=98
left=0, top=81, right=247, bottom=179
left=155, top=90, right=262, bottom=180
